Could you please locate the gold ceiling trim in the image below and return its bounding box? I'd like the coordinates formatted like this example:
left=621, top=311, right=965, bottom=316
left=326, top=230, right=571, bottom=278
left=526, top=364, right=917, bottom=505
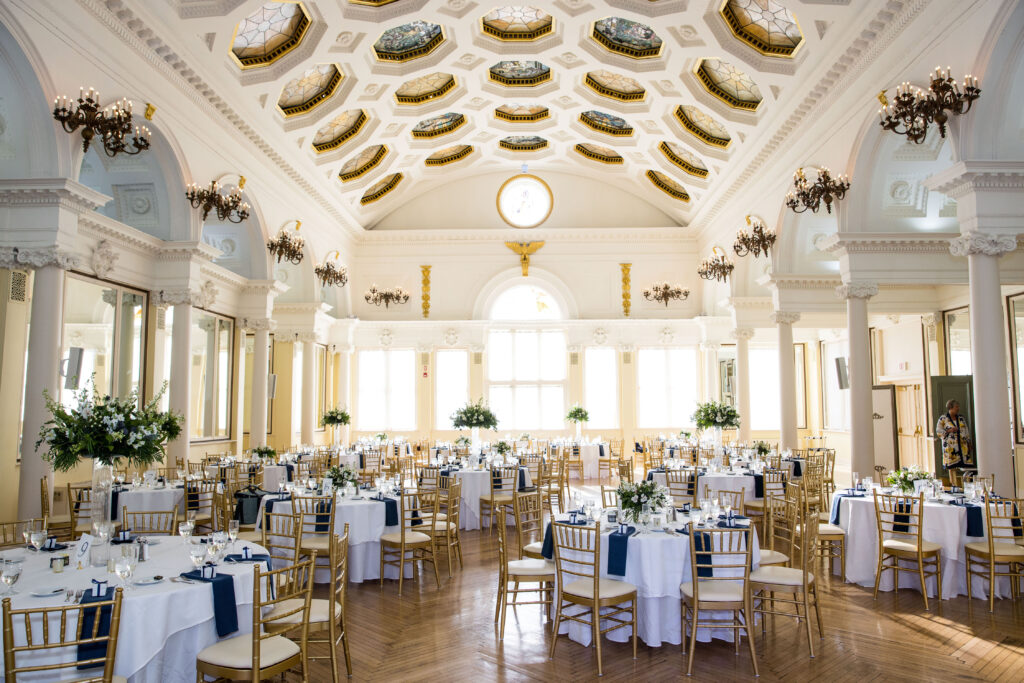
left=480, top=18, right=554, bottom=42
left=360, top=173, right=403, bottom=204
left=410, top=114, right=466, bottom=139
left=489, top=71, right=551, bottom=88
left=394, top=76, right=457, bottom=105
left=693, top=59, right=761, bottom=111
left=646, top=170, right=691, bottom=202
left=312, top=110, right=368, bottom=154
left=719, top=0, right=804, bottom=59
left=674, top=106, right=731, bottom=149
left=584, top=73, right=645, bottom=102
left=499, top=138, right=548, bottom=152
left=279, top=65, right=344, bottom=118
left=230, top=2, right=312, bottom=70
left=424, top=145, right=474, bottom=166
left=579, top=113, right=634, bottom=137
left=373, top=25, right=447, bottom=63
left=494, top=107, right=550, bottom=123
left=348, top=0, right=399, bottom=5
left=574, top=143, right=623, bottom=164
left=590, top=19, right=663, bottom=60
left=338, top=145, right=389, bottom=182
left=659, top=141, right=709, bottom=178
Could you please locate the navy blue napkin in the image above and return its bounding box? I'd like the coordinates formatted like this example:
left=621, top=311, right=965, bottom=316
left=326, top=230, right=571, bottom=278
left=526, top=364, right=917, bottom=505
left=39, top=537, right=69, bottom=552
left=109, top=487, right=121, bottom=519
left=753, top=474, right=764, bottom=499
left=185, top=483, right=200, bottom=511
left=76, top=587, right=114, bottom=670
left=540, top=519, right=587, bottom=559
left=598, top=444, right=606, bottom=458
left=893, top=500, right=912, bottom=533
left=607, top=526, right=634, bottom=576
left=829, top=492, right=865, bottom=525
left=314, top=500, right=332, bottom=532
left=225, top=552, right=273, bottom=572
left=379, top=496, right=399, bottom=526
left=358, top=453, right=365, bottom=469
left=181, top=570, right=238, bottom=636
left=285, top=464, right=294, bottom=482
left=791, top=460, right=803, bottom=477
left=950, top=501, right=984, bottom=537
left=680, top=527, right=714, bottom=578
left=110, top=536, right=136, bottom=545
left=518, top=469, right=527, bottom=491
left=265, top=494, right=291, bottom=515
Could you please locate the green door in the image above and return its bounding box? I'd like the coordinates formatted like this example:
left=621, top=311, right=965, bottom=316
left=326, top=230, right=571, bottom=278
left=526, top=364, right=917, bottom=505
left=929, top=375, right=975, bottom=473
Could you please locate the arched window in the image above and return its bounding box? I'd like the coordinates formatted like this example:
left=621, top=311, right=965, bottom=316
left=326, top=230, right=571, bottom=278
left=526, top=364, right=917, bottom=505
left=488, top=283, right=563, bottom=320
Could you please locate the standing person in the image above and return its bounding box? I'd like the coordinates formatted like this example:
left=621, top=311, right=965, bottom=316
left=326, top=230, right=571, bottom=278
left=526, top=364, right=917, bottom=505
left=936, top=399, right=973, bottom=471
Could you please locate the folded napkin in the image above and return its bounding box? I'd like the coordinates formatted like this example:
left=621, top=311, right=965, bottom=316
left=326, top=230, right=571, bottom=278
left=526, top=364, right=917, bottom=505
left=40, top=536, right=69, bottom=552
left=893, top=501, right=913, bottom=533
left=108, top=487, right=121, bottom=519
left=949, top=500, right=984, bottom=537
left=76, top=586, right=115, bottom=670
left=791, top=460, right=803, bottom=477
left=314, top=500, right=332, bottom=533
left=378, top=496, right=399, bottom=527
left=598, top=444, right=606, bottom=458
left=224, top=552, right=272, bottom=572
left=540, top=519, right=587, bottom=560
left=607, top=526, right=635, bottom=576
left=285, top=463, right=295, bottom=481
left=829, top=492, right=865, bottom=526
left=180, top=570, right=238, bottom=637
left=679, top=527, right=714, bottom=577
left=752, top=474, right=764, bottom=499
left=265, top=494, right=291, bottom=516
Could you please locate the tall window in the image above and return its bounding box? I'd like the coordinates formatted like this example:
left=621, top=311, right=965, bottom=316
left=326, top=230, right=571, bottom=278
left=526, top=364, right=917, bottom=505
left=821, top=339, right=850, bottom=431
left=944, top=308, right=971, bottom=375
left=487, top=329, right=565, bottom=430
left=584, top=347, right=618, bottom=428
left=357, top=349, right=415, bottom=431
left=636, top=348, right=698, bottom=428
left=435, top=349, right=469, bottom=430
left=749, top=348, right=780, bottom=430
left=191, top=311, right=233, bottom=440
left=292, top=342, right=303, bottom=441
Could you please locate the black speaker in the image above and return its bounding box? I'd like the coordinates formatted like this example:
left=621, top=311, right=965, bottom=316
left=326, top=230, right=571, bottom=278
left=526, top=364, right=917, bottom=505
left=835, top=357, right=850, bottom=390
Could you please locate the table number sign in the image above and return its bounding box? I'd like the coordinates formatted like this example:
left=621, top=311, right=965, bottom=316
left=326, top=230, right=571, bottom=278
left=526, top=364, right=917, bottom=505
left=75, top=533, right=94, bottom=568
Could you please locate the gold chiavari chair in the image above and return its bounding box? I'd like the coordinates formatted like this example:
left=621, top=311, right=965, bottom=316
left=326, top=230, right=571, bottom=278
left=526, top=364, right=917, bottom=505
left=681, top=525, right=758, bottom=677
left=195, top=554, right=316, bottom=683
left=665, top=470, right=697, bottom=510
left=549, top=521, right=637, bottom=676
left=759, top=491, right=793, bottom=567
left=617, top=458, right=634, bottom=484
left=801, top=462, right=825, bottom=513
left=821, top=449, right=837, bottom=504
left=186, top=461, right=208, bottom=478
left=293, top=495, right=336, bottom=575
left=600, top=486, right=619, bottom=510
left=566, top=445, right=584, bottom=482
left=947, top=467, right=966, bottom=489
left=766, top=453, right=782, bottom=470
left=184, top=480, right=216, bottom=533
left=965, top=495, right=1024, bottom=611
left=480, top=466, right=518, bottom=535
left=744, top=468, right=787, bottom=539
left=39, top=477, right=72, bottom=541
left=0, top=519, right=46, bottom=550
left=644, top=452, right=664, bottom=479
left=380, top=490, right=441, bottom=596
left=120, top=508, right=178, bottom=536
left=963, top=472, right=995, bottom=494
left=494, top=514, right=555, bottom=640
left=817, top=505, right=847, bottom=583
left=417, top=465, right=442, bottom=506
left=597, top=448, right=616, bottom=484
left=750, top=505, right=824, bottom=658
left=2, top=587, right=124, bottom=681
left=872, top=491, right=942, bottom=610
left=263, top=511, right=303, bottom=567
left=427, top=480, right=463, bottom=576
left=522, top=454, right=543, bottom=485
left=541, top=459, right=568, bottom=516
left=67, top=483, right=99, bottom=535
left=514, top=488, right=546, bottom=560
left=702, top=485, right=746, bottom=517
left=359, top=449, right=382, bottom=485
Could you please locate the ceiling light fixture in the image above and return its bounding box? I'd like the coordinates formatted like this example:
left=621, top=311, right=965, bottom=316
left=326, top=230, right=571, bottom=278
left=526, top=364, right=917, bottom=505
left=733, top=215, right=776, bottom=259
left=186, top=176, right=250, bottom=223
left=785, top=167, right=849, bottom=214
left=267, top=220, right=305, bottom=265
left=52, top=87, right=150, bottom=157
left=364, top=285, right=409, bottom=309
left=315, top=251, right=348, bottom=288
left=878, top=67, right=980, bottom=144
left=698, top=247, right=734, bottom=283
left=643, top=282, right=689, bottom=307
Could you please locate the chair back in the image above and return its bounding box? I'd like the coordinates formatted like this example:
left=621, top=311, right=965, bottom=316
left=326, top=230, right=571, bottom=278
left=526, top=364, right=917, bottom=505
left=0, top=519, right=46, bottom=550
left=121, top=508, right=178, bottom=536
left=551, top=521, right=600, bottom=597
left=184, top=480, right=216, bottom=518
left=513, top=489, right=544, bottom=555
left=763, top=468, right=788, bottom=500
left=253, top=555, right=316, bottom=668
left=665, top=470, right=697, bottom=506
left=2, top=588, right=124, bottom=681
left=522, top=455, right=543, bottom=483
left=702, top=486, right=745, bottom=517
left=445, top=480, right=463, bottom=530
left=983, top=495, right=1024, bottom=552
left=872, top=491, right=926, bottom=547
left=793, top=506, right=819, bottom=585
left=766, top=489, right=797, bottom=558
left=292, top=495, right=336, bottom=547
left=396, top=490, right=426, bottom=545
left=600, top=486, right=618, bottom=509
left=329, top=524, right=350, bottom=626
left=418, top=466, right=441, bottom=493
left=263, top=511, right=302, bottom=566
left=617, top=459, right=634, bottom=483
left=685, top=525, right=752, bottom=603
left=40, top=478, right=55, bottom=522
left=67, top=484, right=95, bottom=532
left=491, top=466, right=519, bottom=495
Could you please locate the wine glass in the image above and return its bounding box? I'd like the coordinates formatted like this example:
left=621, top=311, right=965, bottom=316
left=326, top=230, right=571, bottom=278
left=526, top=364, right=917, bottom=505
left=189, top=544, right=207, bottom=570
left=178, top=522, right=193, bottom=544
left=29, top=531, right=46, bottom=552
left=1, top=559, right=22, bottom=595
left=115, top=558, right=132, bottom=590
left=724, top=501, right=733, bottom=522
left=852, top=471, right=859, bottom=490
left=228, top=520, right=239, bottom=551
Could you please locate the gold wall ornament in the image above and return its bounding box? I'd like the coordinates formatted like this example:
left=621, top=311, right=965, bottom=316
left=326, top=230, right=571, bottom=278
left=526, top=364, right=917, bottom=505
left=144, top=103, right=156, bottom=120
left=420, top=265, right=431, bottom=319
left=620, top=263, right=632, bottom=317
left=505, top=241, right=544, bottom=277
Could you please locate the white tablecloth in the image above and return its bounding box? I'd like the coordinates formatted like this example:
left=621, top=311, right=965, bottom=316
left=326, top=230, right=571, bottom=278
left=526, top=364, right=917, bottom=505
left=262, top=465, right=288, bottom=492
left=831, top=491, right=1014, bottom=600
left=578, top=444, right=609, bottom=480
left=0, top=538, right=267, bottom=683
left=650, top=471, right=760, bottom=502
left=113, top=487, right=186, bottom=523
left=453, top=468, right=532, bottom=531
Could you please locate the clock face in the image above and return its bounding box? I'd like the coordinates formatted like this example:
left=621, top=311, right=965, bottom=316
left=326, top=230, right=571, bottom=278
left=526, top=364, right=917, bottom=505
left=496, top=174, right=553, bottom=229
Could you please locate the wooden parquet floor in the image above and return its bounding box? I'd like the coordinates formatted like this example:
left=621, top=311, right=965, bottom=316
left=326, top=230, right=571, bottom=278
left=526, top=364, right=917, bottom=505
left=293, top=484, right=1024, bottom=683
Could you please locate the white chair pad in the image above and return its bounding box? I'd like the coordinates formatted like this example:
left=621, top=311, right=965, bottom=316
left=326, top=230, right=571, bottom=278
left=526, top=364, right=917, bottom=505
left=965, top=541, right=1024, bottom=559
left=507, top=558, right=555, bottom=577
left=482, top=493, right=514, bottom=504
left=380, top=530, right=431, bottom=544
left=759, top=549, right=789, bottom=566
left=818, top=523, right=846, bottom=537
left=680, top=580, right=744, bottom=602
left=523, top=541, right=544, bottom=555
left=883, top=538, right=941, bottom=554
left=301, top=536, right=331, bottom=550
left=264, top=597, right=341, bottom=624
left=750, top=565, right=812, bottom=587
left=197, top=633, right=299, bottom=669
left=563, top=577, right=636, bottom=600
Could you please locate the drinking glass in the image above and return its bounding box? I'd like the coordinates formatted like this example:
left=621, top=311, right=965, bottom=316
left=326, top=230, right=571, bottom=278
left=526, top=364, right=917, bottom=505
left=228, top=520, right=239, bottom=550
left=852, top=471, right=859, bottom=489
left=1, top=560, right=22, bottom=595
left=189, top=544, right=207, bottom=570
left=29, top=531, right=46, bottom=552
left=178, top=522, right=193, bottom=543
left=724, top=502, right=733, bottom=520
left=115, top=558, right=132, bottom=589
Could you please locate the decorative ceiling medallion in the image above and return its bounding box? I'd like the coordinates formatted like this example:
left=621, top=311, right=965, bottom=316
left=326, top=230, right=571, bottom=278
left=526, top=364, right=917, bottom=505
left=311, top=110, right=368, bottom=153
left=584, top=69, right=645, bottom=102
left=694, top=58, right=762, bottom=110
left=659, top=141, right=709, bottom=178
left=348, top=0, right=399, bottom=5
left=646, top=170, right=690, bottom=201
left=489, top=60, right=551, bottom=87
left=373, top=21, right=445, bottom=62
left=720, top=0, right=803, bottom=58
left=591, top=17, right=663, bottom=59
left=674, top=105, right=731, bottom=148
left=338, top=144, right=388, bottom=182
left=231, top=2, right=311, bottom=70
left=499, top=135, right=548, bottom=151
left=579, top=110, right=633, bottom=136
left=574, top=142, right=623, bottom=164
left=277, top=64, right=344, bottom=117
left=395, top=72, right=456, bottom=105
left=425, top=144, right=474, bottom=166
left=481, top=6, right=554, bottom=41
left=495, top=104, right=550, bottom=122
left=411, top=112, right=466, bottom=139
left=360, top=173, right=403, bottom=204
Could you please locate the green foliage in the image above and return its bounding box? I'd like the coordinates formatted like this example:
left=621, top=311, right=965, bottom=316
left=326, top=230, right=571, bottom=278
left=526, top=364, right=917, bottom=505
left=325, top=464, right=359, bottom=487
left=615, top=480, right=669, bottom=522
left=754, top=441, right=772, bottom=456
left=886, top=465, right=931, bottom=493
left=692, top=401, right=741, bottom=430
left=451, top=398, right=499, bottom=430
left=375, top=433, right=388, bottom=441
left=566, top=405, right=590, bottom=423
left=321, top=407, right=351, bottom=427
left=252, top=446, right=277, bottom=459
left=495, top=440, right=511, bottom=455
left=454, top=435, right=471, bottom=448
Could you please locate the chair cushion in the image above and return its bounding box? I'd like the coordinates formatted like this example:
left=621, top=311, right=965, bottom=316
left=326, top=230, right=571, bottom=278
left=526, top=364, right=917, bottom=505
left=759, top=549, right=789, bottom=566
left=818, top=511, right=831, bottom=523
left=817, top=523, right=846, bottom=537
left=965, top=541, right=1024, bottom=559
left=883, top=538, right=942, bottom=554
left=427, top=520, right=458, bottom=534
left=237, top=530, right=262, bottom=543
left=264, top=597, right=341, bottom=625
left=523, top=541, right=544, bottom=556
left=563, top=577, right=636, bottom=600
left=300, top=535, right=331, bottom=551
left=680, top=580, right=744, bottom=602
left=507, top=558, right=555, bottom=577
left=750, top=565, right=811, bottom=587
left=744, top=500, right=765, bottom=511
left=482, top=493, right=514, bottom=504
left=419, top=512, right=448, bottom=521
left=380, top=531, right=431, bottom=545
left=197, top=633, right=299, bottom=669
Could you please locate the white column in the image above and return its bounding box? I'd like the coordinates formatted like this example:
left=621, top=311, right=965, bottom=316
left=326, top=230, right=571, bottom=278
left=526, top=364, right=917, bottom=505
left=837, top=282, right=877, bottom=484
left=249, top=324, right=271, bottom=449
left=700, top=342, right=720, bottom=403
left=951, top=233, right=1017, bottom=494
left=17, top=264, right=66, bottom=519
left=336, top=347, right=352, bottom=447
left=168, top=301, right=192, bottom=468
left=773, top=312, right=800, bottom=451
left=152, top=307, right=168, bottom=405
left=301, top=339, right=315, bottom=445
left=733, top=328, right=754, bottom=443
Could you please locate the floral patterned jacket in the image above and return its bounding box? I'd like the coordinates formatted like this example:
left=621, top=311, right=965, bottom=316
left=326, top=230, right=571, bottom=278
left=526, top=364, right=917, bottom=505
left=936, top=412, right=972, bottom=467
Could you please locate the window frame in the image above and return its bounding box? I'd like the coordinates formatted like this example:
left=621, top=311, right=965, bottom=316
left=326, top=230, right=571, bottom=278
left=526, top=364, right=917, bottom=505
left=435, top=348, right=470, bottom=431
left=583, top=346, right=619, bottom=429
left=943, top=306, right=971, bottom=376
left=356, top=347, right=417, bottom=431
left=485, top=327, right=567, bottom=431
left=189, top=308, right=236, bottom=443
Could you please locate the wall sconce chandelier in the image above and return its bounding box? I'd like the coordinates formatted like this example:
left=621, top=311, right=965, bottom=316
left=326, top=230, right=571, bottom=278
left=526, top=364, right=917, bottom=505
left=53, top=87, right=150, bottom=157
left=733, top=215, right=776, bottom=259
left=878, top=67, right=980, bottom=144
left=267, top=220, right=305, bottom=265
left=785, top=167, right=850, bottom=214
left=643, top=282, right=689, bottom=307
left=315, top=251, right=348, bottom=288
left=365, top=285, right=409, bottom=309
left=698, top=247, right=734, bottom=283
left=186, top=177, right=250, bottom=223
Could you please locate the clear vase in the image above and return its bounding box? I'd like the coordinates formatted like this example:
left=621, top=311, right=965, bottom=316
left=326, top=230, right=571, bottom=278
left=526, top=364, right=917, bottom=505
left=575, top=422, right=583, bottom=441
left=91, top=459, right=115, bottom=529
left=712, top=427, right=723, bottom=452
left=471, top=426, right=481, bottom=454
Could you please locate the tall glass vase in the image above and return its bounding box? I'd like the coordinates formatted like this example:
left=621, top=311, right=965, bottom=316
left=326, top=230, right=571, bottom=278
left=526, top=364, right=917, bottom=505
left=91, top=459, right=115, bottom=529
left=711, top=426, right=723, bottom=452
left=471, top=426, right=481, bottom=454
left=575, top=421, right=583, bottom=441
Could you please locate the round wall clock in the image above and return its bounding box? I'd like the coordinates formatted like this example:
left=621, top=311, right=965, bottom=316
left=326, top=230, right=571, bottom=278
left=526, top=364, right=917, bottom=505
left=496, top=173, right=553, bottom=229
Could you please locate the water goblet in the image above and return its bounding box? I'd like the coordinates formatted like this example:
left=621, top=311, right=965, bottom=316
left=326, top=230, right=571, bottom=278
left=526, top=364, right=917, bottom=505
left=1, top=559, right=22, bottom=596
left=228, top=520, right=239, bottom=550
left=29, top=531, right=46, bottom=552
left=189, top=544, right=207, bottom=570
left=178, top=522, right=193, bottom=544
left=115, top=558, right=132, bottom=589
left=852, top=471, right=859, bottom=490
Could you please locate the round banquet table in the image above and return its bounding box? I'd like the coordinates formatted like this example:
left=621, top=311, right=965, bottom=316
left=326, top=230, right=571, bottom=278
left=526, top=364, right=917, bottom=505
left=113, top=486, right=186, bottom=522
left=650, top=470, right=760, bottom=503
left=453, top=467, right=532, bottom=531
left=262, top=464, right=288, bottom=492
left=0, top=537, right=268, bottom=683
left=830, top=490, right=1016, bottom=600
left=551, top=518, right=760, bottom=647
left=578, top=443, right=609, bottom=480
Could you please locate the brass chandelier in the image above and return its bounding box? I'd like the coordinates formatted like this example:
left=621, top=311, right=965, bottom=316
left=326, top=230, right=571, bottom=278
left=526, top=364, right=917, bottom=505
left=365, top=285, right=409, bottom=309
left=186, top=177, right=250, bottom=223
left=267, top=220, right=305, bottom=265
left=879, top=67, right=980, bottom=144
left=315, top=251, right=348, bottom=288
left=785, top=167, right=850, bottom=214
left=53, top=87, right=150, bottom=157
left=733, top=215, right=776, bottom=259
left=643, top=282, right=689, bottom=307
left=698, top=247, right=734, bottom=283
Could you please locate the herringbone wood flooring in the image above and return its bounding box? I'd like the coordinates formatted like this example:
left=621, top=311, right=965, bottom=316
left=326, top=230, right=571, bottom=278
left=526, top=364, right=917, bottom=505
left=294, top=484, right=1024, bottom=682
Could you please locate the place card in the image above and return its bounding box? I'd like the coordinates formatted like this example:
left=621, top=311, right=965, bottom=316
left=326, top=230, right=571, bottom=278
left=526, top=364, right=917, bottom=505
left=75, top=533, right=94, bottom=567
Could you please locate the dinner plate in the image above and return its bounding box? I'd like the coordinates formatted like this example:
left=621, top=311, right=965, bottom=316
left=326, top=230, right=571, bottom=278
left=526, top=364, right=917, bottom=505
left=134, top=576, right=163, bottom=586
left=30, top=586, right=65, bottom=597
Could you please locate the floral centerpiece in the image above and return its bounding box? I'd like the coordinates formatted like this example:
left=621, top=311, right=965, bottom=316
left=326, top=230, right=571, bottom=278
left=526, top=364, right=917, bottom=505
left=325, top=464, right=359, bottom=489
left=615, top=480, right=669, bottom=524
left=693, top=401, right=741, bottom=451
left=454, top=435, right=471, bottom=449
left=679, top=430, right=692, bottom=440
left=494, top=440, right=512, bottom=458
left=375, top=432, right=388, bottom=442
left=519, top=433, right=531, bottom=441
left=252, top=446, right=277, bottom=460
left=321, top=407, right=351, bottom=447
left=566, top=404, right=589, bottom=439
left=451, top=398, right=498, bottom=452
left=886, top=465, right=931, bottom=494
left=754, top=441, right=772, bottom=456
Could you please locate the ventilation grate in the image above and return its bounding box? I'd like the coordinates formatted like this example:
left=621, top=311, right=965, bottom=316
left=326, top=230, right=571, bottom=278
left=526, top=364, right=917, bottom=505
left=473, top=352, right=482, bottom=365
left=9, top=271, right=27, bottom=302
left=569, top=352, right=579, bottom=365
left=623, top=352, right=631, bottom=364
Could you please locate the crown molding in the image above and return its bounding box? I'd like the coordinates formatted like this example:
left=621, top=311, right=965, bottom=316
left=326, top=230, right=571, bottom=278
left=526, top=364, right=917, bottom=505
left=924, top=160, right=1024, bottom=198
left=156, top=241, right=221, bottom=263
left=816, top=231, right=961, bottom=255
left=0, top=246, right=80, bottom=270
left=355, top=226, right=697, bottom=245
left=0, top=177, right=111, bottom=212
